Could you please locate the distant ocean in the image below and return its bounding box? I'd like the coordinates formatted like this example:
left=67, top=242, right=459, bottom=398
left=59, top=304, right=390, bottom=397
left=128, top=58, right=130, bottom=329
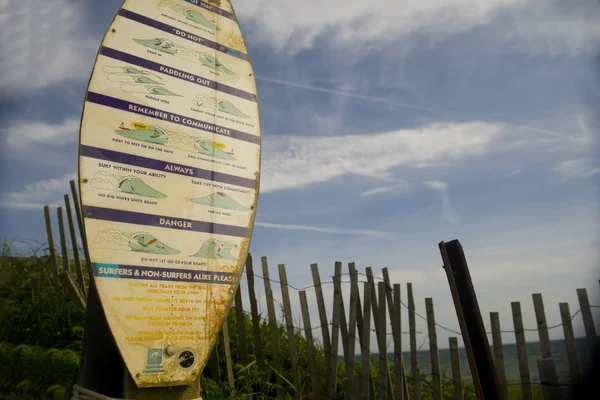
left=397, top=337, right=596, bottom=384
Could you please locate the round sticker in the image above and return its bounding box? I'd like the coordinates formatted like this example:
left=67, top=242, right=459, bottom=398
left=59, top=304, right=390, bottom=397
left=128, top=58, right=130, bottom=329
left=177, top=349, right=196, bottom=370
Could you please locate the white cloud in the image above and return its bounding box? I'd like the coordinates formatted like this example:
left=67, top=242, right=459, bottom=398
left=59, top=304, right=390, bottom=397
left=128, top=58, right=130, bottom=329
left=361, top=182, right=411, bottom=197
left=261, top=121, right=503, bottom=192
left=424, top=180, right=459, bottom=225
left=0, top=171, right=76, bottom=210
left=255, top=221, right=395, bottom=239
left=237, top=0, right=599, bottom=56
left=553, top=159, right=600, bottom=181
left=4, top=117, right=80, bottom=148
left=0, top=0, right=96, bottom=97
left=236, top=0, right=523, bottom=54
left=495, top=1, right=600, bottom=57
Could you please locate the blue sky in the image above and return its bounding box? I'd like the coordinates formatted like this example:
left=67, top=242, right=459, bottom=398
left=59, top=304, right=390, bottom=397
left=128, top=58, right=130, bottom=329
left=0, top=0, right=599, bottom=353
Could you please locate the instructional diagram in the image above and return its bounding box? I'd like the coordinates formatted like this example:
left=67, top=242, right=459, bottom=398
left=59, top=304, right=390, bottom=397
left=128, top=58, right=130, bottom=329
left=193, top=93, right=249, bottom=119
left=102, top=65, right=181, bottom=96
left=157, top=0, right=221, bottom=31
left=133, top=37, right=235, bottom=75
left=190, top=238, right=238, bottom=260
left=91, top=171, right=168, bottom=198
left=190, top=192, right=249, bottom=211
left=115, top=122, right=237, bottom=160
left=92, top=228, right=181, bottom=255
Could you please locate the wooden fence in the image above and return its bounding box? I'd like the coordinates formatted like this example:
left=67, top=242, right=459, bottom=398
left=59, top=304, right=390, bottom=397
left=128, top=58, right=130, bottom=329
left=11, top=186, right=597, bottom=399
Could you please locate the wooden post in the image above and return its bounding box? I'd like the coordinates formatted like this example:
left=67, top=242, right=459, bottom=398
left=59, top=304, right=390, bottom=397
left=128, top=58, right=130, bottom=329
left=382, top=269, right=408, bottom=400
left=245, top=254, right=265, bottom=369
left=361, top=282, right=372, bottom=400
left=64, top=195, right=86, bottom=297
left=329, top=262, right=342, bottom=398
left=406, top=283, right=420, bottom=400
left=347, top=266, right=359, bottom=400
left=411, top=368, right=421, bottom=400
left=337, top=267, right=351, bottom=376
left=57, top=207, right=70, bottom=274
left=261, top=257, right=283, bottom=396
left=222, top=318, right=235, bottom=399
left=207, top=338, right=221, bottom=384
left=367, top=268, right=393, bottom=399
left=425, top=298, right=442, bottom=400
left=449, top=337, right=463, bottom=400
left=511, top=302, right=532, bottom=400
left=576, top=288, right=597, bottom=355
left=69, top=180, right=91, bottom=272
left=559, top=302, right=580, bottom=384
left=299, top=290, right=320, bottom=400
left=43, top=206, right=59, bottom=282
left=393, top=284, right=407, bottom=400
left=278, top=263, right=300, bottom=395
left=439, top=240, right=501, bottom=400
left=532, top=293, right=558, bottom=392
left=537, top=358, right=561, bottom=400
left=349, top=263, right=375, bottom=399
left=378, top=282, right=388, bottom=400
left=532, top=293, right=553, bottom=358
left=234, top=287, right=249, bottom=365
left=490, top=312, right=508, bottom=400
left=311, top=264, right=331, bottom=375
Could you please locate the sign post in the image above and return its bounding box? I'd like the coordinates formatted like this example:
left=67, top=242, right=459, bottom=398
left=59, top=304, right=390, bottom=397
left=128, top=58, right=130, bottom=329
left=76, top=0, right=261, bottom=397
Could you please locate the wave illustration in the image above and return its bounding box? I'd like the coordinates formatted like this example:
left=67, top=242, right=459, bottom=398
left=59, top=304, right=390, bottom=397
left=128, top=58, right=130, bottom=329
left=191, top=192, right=249, bottom=211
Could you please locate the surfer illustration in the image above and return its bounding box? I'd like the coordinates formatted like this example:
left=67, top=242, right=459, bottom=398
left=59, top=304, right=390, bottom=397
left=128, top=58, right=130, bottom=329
left=157, top=0, right=220, bottom=30
left=90, top=171, right=168, bottom=198
left=115, top=124, right=236, bottom=160
left=92, top=229, right=180, bottom=255
left=133, top=38, right=235, bottom=75
left=193, top=93, right=249, bottom=119
left=102, top=65, right=180, bottom=96
left=190, top=238, right=237, bottom=260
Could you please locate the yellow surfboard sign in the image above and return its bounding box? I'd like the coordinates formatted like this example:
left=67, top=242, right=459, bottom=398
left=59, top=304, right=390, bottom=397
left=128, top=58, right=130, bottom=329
left=78, top=0, right=260, bottom=388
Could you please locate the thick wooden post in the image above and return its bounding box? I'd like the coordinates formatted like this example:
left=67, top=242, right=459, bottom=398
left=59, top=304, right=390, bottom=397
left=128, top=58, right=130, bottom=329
left=439, top=240, right=501, bottom=400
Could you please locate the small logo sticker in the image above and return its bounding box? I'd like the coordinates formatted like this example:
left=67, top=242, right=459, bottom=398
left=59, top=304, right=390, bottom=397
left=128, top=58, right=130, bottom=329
left=142, top=349, right=165, bottom=375
left=177, top=349, right=196, bottom=370
left=147, top=349, right=162, bottom=365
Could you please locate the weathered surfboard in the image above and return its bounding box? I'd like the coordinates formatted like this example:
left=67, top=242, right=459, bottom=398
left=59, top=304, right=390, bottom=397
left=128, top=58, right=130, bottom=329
left=78, top=0, right=260, bottom=388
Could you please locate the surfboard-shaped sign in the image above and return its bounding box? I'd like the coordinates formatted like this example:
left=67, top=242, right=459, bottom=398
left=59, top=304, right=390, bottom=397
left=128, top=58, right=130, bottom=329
left=78, top=0, right=260, bottom=388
